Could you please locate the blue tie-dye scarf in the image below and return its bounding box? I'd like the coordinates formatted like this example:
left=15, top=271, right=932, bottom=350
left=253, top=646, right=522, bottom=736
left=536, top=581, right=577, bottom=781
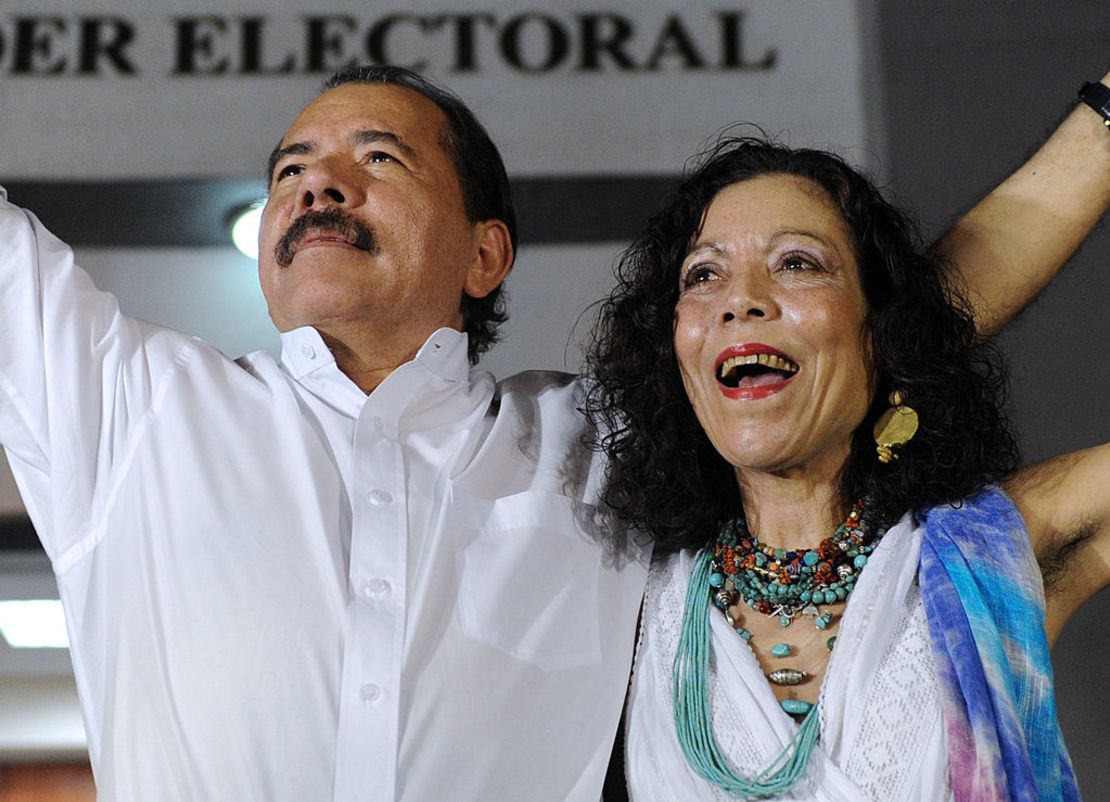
left=918, top=486, right=1079, bottom=801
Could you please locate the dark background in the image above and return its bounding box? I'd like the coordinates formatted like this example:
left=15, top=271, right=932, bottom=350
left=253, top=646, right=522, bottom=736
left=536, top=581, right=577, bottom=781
left=877, top=2, right=1110, bottom=791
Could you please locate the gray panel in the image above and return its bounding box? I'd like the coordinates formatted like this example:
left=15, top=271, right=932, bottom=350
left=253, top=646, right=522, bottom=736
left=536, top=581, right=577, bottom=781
left=3, top=176, right=677, bottom=246
left=877, top=2, right=1110, bottom=794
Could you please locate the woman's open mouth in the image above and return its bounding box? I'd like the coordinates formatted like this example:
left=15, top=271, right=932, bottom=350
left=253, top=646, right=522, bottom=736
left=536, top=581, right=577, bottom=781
left=715, top=347, right=799, bottom=399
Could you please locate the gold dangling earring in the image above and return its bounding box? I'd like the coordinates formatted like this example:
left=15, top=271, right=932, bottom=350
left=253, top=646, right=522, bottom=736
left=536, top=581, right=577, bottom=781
left=874, top=390, right=919, bottom=463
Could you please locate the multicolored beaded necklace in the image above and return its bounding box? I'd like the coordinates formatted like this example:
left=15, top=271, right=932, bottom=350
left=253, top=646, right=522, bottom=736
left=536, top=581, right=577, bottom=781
left=673, top=500, right=888, bottom=797
left=709, top=499, right=885, bottom=634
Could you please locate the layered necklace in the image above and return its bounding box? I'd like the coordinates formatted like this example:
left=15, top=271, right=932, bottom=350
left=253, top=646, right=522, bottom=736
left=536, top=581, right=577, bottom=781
left=673, top=500, right=888, bottom=798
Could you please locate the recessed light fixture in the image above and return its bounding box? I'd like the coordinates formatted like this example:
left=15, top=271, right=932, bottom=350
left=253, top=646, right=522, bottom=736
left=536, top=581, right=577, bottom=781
left=0, top=599, right=70, bottom=649
left=229, top=200, right=267, bottom=260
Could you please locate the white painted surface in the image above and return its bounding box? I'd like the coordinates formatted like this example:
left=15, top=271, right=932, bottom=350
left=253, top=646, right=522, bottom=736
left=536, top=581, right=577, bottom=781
left=0, top=1, right=870, bottom=179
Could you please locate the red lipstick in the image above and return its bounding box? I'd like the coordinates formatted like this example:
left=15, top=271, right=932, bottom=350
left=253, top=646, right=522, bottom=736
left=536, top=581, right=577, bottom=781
left=714, top=343, right=798, bottom=400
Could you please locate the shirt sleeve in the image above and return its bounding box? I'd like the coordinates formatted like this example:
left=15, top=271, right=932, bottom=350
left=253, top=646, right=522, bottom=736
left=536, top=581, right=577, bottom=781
left=0, top=186, right=194, bottom=561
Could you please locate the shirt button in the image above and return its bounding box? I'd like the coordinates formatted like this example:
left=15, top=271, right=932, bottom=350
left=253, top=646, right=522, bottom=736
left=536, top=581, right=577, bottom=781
left=360, top=683, right=381, bottom=704
left=371, top=416, right=384, bottom=432
left=364, top=578, right=392, bottom=598
left=367, top=489, right=393, bottom=506
left=301, top=343, right=316, bottom=360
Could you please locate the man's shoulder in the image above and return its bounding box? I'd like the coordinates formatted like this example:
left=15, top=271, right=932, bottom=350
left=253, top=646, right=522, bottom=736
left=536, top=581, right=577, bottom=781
left=491, top=369, right=593, bottom=410
left=234, top=348, right=282, bottom=373
left=493, top=368, right=582, bottom=393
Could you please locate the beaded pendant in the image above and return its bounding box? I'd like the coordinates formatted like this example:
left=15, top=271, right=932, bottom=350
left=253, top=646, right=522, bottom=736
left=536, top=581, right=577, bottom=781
left=767, top=668, right=807, bottom=686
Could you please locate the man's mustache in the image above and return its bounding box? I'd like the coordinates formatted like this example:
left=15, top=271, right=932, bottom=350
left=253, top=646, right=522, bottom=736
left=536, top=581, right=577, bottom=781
left=274, top=207, right=377, bottom=267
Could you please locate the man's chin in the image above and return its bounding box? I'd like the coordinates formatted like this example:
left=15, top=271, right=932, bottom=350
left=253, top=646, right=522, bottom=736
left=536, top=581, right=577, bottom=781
left=268, top=292, right=374, bottom=334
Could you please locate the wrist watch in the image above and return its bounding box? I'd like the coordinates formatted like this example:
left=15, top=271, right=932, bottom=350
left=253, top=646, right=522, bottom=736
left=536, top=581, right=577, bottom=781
left=1078, top=81, right=1110, bottom=128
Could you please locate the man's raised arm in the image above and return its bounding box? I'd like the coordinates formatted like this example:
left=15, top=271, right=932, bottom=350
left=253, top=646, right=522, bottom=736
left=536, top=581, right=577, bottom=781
left=0, top=187, right=194, bottom=562
left=933, top=70, right=1110, bottom=335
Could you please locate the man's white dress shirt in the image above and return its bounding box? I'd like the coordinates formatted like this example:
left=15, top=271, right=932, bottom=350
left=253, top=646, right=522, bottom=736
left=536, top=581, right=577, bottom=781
left=0, top=188, right=649, bottom=801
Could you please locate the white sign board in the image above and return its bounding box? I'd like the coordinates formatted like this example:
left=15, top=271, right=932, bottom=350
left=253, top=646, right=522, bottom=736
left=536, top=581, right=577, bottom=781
left=0, top=1, right=874, bottom=179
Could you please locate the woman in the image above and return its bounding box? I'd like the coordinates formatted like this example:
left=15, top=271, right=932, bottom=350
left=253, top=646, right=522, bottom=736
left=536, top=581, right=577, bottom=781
left=586, top=133, right=1109, bottom=800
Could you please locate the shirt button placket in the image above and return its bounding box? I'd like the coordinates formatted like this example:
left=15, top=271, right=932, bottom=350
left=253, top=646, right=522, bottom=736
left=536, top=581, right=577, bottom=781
left=367, top=488, right=393, bottom=507
left=336, top=407, right=404, bottom=799
left=363, top=578, right=392, bottom=598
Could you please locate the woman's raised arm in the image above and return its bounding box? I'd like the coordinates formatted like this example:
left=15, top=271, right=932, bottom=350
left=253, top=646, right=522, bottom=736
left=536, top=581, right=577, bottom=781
left=933, top=70, right=1110, bottom=335
left=1006, top=443, right=1110, bottom=643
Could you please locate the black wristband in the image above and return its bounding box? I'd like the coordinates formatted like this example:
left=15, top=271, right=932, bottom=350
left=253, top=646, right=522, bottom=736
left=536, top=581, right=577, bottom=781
left=1078, top=81, right=1110, bottom=128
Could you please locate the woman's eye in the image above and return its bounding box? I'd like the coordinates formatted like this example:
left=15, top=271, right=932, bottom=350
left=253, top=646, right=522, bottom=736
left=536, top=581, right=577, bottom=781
left=681, top=264, right=718, bottom=289
left=781, top=252, right=821, bottom=272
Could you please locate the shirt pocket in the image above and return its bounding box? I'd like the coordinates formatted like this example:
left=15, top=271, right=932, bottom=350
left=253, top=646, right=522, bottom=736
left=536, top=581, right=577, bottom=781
left=451, top=487, right=603, bottom=671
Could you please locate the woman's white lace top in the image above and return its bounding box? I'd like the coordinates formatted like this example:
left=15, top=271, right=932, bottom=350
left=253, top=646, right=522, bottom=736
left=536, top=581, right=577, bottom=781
left=625, top=515, right=953, bottom=801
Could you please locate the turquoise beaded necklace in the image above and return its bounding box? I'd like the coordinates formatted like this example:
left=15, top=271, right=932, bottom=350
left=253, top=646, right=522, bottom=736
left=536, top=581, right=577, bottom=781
left=673, top=501, right=887, bottom=798
left=710, top=500, right=883, bottom=635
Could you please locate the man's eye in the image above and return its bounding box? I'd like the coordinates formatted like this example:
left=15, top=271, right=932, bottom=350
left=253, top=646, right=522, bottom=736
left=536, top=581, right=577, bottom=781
left=275, top=164, right=302, bottom=182
left=367, top=151, right=395, bottom=164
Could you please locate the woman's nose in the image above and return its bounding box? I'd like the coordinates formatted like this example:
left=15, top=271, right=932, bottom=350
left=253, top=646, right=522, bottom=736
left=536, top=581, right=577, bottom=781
left=721, top=272, right=776, bottom=323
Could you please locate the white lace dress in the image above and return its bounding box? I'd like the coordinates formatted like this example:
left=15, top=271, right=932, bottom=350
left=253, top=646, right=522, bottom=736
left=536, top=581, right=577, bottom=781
left=625, top=516, right=953, bottom=801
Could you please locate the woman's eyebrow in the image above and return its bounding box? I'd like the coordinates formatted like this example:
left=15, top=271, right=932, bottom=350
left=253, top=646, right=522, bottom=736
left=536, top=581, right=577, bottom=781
left=683, top=242, right=728, bottom=261
left=768, top=228, right=839, bottom=251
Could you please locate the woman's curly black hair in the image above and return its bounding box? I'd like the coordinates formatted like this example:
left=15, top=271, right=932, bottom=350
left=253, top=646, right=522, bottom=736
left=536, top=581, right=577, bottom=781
left=584, top=136, right=1020, bottom=553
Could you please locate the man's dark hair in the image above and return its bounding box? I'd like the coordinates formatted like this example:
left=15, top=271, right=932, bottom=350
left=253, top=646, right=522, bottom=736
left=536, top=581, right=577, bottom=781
left=584, top=135, right=1020, bottom=552
left=268, top=65, right=516, bottom=364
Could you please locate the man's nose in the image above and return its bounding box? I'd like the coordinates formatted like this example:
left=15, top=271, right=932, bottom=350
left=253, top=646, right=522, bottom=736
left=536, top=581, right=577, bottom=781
left=303, top=186, right=346, bottom=208
left=294, top=161, right=361, bottom=215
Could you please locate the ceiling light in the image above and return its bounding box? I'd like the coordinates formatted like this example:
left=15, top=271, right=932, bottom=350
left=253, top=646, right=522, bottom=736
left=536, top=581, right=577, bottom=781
left=229, top=200, right=266, bottom=260
left=0, top=599, right=70, bottom=649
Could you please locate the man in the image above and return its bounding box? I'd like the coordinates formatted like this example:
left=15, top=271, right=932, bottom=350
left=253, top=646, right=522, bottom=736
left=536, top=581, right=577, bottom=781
left=260, top=69, right=515, bottom=384
left=1, top=65, right=1108, bottom=800
left=2, top=66, right=646, bottom=800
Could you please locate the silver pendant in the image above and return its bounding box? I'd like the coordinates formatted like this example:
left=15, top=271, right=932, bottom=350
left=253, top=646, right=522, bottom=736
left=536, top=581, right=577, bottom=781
left=767, top=668, right=808, bottom=686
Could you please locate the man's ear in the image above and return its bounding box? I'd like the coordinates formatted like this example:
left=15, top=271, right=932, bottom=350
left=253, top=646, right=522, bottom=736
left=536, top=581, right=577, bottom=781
left=463, top=219, right=514, bottom=299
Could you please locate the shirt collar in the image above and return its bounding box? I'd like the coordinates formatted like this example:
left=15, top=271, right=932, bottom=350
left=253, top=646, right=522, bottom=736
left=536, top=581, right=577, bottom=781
left=279, top=326, right=469, bottom=384
left=280, top=327, right=336, bottom=380
left=411, top=327, right=469, bottom=383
